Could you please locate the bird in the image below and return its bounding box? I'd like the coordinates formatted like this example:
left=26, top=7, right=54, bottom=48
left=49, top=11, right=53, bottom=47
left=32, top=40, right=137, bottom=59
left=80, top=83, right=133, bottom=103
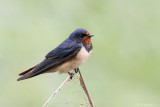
left=17, top=28, right=94, bottom=81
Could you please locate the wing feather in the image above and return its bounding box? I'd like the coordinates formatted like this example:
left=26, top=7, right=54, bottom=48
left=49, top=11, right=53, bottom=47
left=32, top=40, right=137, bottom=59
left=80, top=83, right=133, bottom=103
left=17, top=39, right=82, bottom=81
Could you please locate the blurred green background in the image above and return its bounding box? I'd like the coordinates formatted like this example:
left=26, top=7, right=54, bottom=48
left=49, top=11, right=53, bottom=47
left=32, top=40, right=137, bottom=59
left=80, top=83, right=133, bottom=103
left=0, top=0, right=160, bottom=107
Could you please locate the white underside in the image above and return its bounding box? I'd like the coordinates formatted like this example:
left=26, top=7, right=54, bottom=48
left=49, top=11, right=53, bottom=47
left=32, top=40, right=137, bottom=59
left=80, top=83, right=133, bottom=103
left=47, top=46, right=92, bottom=73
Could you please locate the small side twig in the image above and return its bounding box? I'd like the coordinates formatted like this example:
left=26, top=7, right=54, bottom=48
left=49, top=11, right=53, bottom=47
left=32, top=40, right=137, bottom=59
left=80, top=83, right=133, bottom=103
left=42, top=76, right=72, bottom=107
left=77, top=69, right=94, bottom=107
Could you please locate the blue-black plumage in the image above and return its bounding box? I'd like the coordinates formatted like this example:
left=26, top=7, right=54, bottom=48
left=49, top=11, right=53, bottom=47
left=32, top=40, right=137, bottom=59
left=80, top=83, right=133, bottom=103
left=17, top=28, right=94, bottom=81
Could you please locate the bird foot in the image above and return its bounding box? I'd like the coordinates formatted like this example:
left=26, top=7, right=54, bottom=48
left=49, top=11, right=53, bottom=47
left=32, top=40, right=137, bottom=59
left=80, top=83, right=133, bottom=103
left=68, top=72, right=74, bottom=79
left=74, top=68, right=80, bottom=73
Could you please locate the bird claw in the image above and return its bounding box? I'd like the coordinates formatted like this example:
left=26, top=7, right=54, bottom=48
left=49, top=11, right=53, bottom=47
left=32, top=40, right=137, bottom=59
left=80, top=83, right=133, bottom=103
left=68, top=72, right=74, bottom=79
left=68, top=68, right=80, bottom=79
left=74, top=68, right=79, bottom=73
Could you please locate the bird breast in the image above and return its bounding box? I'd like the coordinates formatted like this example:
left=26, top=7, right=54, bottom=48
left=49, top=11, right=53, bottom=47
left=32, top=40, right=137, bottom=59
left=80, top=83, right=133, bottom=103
left=57, top=46, right=92, bottom=73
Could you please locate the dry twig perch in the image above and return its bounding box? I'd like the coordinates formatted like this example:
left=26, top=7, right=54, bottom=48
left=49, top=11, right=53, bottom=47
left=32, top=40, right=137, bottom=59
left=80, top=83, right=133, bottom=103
left=42, top=76, right=72, bottom=107
left=78, top=69, right=94, bottom=107
left=42, top=68, right=94, bottom=107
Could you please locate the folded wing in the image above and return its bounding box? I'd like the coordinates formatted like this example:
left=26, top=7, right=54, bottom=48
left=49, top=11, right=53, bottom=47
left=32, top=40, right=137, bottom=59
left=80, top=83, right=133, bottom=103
left=17, top=39, right=82, bottom=81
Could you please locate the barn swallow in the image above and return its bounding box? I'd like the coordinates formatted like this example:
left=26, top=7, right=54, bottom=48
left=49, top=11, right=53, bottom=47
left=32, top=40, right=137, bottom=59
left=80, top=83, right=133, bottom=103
left=17, top=28, right=94, bottom=81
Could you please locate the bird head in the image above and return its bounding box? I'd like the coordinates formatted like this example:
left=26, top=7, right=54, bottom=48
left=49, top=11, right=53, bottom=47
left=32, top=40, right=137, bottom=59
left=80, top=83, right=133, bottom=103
left=69, top=28, right=94, bottom=43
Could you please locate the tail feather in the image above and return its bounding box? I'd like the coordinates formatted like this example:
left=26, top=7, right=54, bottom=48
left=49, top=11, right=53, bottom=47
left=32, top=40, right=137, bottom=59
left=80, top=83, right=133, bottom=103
left=17, top=64, right=39, bottom=81
left=19, top=66, right=35, bottom=76
left=17, top=70, right=35, bottom=81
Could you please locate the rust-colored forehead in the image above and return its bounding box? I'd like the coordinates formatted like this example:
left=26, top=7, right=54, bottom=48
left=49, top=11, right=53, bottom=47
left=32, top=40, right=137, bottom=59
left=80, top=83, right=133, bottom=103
left=84, top=31, right=90, bottom=35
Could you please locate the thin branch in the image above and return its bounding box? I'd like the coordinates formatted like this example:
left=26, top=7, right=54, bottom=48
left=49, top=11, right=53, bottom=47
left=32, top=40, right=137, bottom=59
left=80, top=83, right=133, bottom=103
left=78, top=69, right=94, bottom=107
left=42, top=76, right=72, bottom=107
left=42, top=68, right=94, bottom=107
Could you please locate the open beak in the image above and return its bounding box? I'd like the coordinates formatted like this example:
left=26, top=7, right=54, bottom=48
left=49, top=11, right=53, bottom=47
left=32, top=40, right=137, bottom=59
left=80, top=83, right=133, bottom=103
left=87, top=34, right=94, bottom=37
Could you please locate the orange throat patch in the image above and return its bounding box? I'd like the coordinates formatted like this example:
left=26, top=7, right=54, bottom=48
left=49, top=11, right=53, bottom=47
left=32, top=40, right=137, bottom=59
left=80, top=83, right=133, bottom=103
left=82, top=37, right=91, bottom=46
